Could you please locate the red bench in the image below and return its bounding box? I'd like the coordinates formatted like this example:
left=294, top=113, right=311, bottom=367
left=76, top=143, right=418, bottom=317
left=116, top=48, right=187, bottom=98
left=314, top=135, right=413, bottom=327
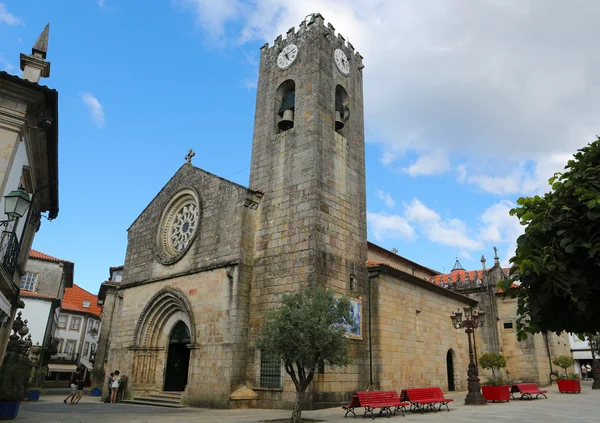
left=342, top=394, right=360, bottom=418
left=400, top=387, right=454, bottom=413
left=354, top=391, right=409, bottom=419
left=510, top=383, right=548, bottom=400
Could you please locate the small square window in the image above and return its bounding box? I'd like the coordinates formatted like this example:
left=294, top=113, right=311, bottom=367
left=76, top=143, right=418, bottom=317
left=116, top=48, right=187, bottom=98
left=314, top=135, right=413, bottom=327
left=20, top=273, right=38, bottom=291
left=503, top=322, right=514, bottom=330
left=82, top=300, right=90, bottom=308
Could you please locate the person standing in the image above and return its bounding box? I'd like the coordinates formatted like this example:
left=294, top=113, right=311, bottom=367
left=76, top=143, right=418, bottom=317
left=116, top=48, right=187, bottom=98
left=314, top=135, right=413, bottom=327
left=581, top=363, right=588, bottom=380
left=586, top=363, right=593, bottom=380
left=104, top=372, right=114, bottom=403
left=110, top=370, right=121, bottom=403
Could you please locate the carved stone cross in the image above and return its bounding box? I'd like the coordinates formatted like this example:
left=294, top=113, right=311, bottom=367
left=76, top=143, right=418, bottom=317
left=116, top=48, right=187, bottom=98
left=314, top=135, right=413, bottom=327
left=185, top=149, right=195, bottom=164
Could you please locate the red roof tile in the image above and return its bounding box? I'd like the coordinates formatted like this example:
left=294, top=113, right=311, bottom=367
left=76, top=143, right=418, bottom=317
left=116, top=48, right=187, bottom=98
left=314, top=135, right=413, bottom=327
left=62, top=284, right=101, bottom=317
left=29, top=249, right=73, bottom=264
left=19, top=290, right=58, bottom=300
left=434, top=268, right=511, bottom=285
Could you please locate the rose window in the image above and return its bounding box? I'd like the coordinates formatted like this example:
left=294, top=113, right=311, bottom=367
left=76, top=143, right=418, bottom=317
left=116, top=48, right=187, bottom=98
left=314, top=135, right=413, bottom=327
left=169, top=203, right=198, bottom=252
left=156, top=189, right=201, bottom=265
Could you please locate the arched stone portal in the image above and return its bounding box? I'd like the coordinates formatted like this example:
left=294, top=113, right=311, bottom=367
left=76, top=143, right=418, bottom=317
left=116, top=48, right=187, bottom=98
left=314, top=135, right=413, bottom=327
left=446, top=349, right=456, bottom=391
left=131, top=287, right=196, bottom=391
left=164, top=321, right=191, bottom=391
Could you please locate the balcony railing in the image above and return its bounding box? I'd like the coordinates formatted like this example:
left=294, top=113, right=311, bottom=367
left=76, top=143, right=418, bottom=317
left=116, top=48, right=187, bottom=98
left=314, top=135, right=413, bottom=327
left=0, top=231, right=19, bottom=282
left=49, top=352, right=79, bottom=364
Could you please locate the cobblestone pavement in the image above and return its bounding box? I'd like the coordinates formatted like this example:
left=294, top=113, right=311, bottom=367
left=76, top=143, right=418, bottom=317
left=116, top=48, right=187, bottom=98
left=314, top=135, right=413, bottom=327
left=17, top=382, right=597, bottom=423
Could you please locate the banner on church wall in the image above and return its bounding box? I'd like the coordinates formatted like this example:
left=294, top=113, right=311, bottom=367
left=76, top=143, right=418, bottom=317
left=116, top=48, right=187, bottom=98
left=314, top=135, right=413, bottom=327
left=344, top=297, right=362, bottom=340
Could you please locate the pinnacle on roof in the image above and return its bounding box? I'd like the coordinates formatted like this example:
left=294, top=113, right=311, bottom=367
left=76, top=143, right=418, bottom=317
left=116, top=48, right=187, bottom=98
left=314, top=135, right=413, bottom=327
left=32, top=23, right=50, bottom=59
left=451, top=257, right=465, bottom=272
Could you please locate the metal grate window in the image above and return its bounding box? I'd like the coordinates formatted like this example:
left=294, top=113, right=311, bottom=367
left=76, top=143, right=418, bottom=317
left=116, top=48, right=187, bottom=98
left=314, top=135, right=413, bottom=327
left=20, top=273, right=38, bottom=291
left=260, top=352, right=281, bottom=389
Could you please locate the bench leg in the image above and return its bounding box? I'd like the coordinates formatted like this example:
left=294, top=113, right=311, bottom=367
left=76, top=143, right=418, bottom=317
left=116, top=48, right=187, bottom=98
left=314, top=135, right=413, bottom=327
left=344, top=407, right=356, bottom=418
left=364, top=406, right=375, bottom=420
left=537, top=393, right=547, bottom=399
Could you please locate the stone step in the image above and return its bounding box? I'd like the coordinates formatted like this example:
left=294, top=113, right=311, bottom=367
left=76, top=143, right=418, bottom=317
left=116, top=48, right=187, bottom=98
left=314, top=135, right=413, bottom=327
left=139, top=395, right=182, bottom=404
left=121, top=399, right=186, bottom=409
left=158, top=391, right=183, bottom=398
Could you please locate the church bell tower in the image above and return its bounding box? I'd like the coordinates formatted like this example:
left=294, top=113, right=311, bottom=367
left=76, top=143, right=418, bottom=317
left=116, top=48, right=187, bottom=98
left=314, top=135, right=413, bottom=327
left=249, top=13, right=367, bottom=299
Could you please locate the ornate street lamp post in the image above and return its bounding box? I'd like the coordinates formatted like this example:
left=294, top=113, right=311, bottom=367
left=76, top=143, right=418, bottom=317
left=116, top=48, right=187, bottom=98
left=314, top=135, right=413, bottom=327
left=450, top=307, right=487, bottom=405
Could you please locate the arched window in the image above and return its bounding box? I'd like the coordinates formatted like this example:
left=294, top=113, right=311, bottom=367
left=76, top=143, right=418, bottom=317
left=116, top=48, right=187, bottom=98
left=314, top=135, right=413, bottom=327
left=276, top=80, right=295, bottom=133
left=335, top=85, right=349, bottom=136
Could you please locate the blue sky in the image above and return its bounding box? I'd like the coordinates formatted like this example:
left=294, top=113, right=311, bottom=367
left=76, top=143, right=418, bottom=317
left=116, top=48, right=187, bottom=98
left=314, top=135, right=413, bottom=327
left=1, top=1, right=598, bottom=294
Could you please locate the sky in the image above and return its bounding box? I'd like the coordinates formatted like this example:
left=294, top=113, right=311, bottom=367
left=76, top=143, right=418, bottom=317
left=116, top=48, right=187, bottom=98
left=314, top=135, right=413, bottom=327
left=1, top=1, right=598, bottom=294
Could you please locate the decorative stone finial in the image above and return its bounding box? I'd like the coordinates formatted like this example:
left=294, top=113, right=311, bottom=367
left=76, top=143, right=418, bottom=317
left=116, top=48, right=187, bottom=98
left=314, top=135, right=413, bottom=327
left=481, top=254, right=487, bottom=271
left=185, top=149, right=195, bottom=164
left=20, top=23, right=51, bottom=82
left=493, top=246, right=500, bottom=267
left=32, top=23, right=50, bottom=59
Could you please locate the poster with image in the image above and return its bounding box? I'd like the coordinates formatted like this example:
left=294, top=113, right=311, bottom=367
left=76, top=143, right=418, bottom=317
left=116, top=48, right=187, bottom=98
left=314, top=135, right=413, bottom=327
left=344, top=297, right=362, bottom=340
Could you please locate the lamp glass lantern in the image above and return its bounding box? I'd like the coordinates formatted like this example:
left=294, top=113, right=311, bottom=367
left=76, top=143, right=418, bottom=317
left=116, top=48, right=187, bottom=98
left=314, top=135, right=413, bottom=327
left=463, top=306, right=472, bottom=320
left=4, top=187, right=32, bottom=220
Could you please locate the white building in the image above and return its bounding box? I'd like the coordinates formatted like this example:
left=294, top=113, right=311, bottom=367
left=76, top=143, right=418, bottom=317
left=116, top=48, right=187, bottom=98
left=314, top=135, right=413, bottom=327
left=18, top=250, right=73, bottom=355
left=569, top=334, right=594, bottom=374
left=46, top=284, right=101, bottom=385
left=0, top=24, right=60, bottom=363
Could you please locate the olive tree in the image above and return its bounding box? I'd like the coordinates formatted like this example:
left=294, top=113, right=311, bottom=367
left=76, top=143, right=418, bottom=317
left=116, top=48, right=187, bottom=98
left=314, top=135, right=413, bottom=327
left=479, top=352, right=507, bottom=379
left=256, top=288, right=355, bottom=423
left=552, top=355, right=575, bottom=378
left=500, top=138, right=600, bottom=339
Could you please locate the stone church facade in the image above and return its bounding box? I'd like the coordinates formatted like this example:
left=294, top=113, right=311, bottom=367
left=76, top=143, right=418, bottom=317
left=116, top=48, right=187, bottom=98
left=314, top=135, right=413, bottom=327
left=104, top=14, right=568, bottom=409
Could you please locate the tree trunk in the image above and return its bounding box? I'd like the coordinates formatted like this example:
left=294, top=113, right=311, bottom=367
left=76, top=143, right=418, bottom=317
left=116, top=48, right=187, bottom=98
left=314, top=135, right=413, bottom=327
left=291, top=389, right=305, bottom=423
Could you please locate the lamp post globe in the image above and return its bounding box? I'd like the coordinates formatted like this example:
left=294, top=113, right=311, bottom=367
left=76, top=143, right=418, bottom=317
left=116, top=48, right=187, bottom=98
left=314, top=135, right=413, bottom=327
left=4, top=187, right=31, bottom=220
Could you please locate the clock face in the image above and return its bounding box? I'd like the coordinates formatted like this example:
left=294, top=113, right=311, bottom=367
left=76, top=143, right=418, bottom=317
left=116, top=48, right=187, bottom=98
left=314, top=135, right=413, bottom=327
left=277, top=44, right=299, bottom=70
left=334, top=48, right=350, bottom=75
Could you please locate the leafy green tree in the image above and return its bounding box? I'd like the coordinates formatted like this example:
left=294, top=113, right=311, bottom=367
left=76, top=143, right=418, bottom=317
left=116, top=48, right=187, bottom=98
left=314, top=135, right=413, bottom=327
left=500, top=138, right=600, bottom=339
left=552, top=355, right=575, bottom=378
left=479, top=352, right=507, bottom=378
left=256, top=288, right=355, bottom=423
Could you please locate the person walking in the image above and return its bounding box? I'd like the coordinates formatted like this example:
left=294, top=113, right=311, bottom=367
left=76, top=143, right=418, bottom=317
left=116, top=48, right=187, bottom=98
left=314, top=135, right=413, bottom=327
left=64, top=368, right=82, bottom=404
left=110, top=370, right=121, bottom=403
left=72, top=377, right=86, bottom=404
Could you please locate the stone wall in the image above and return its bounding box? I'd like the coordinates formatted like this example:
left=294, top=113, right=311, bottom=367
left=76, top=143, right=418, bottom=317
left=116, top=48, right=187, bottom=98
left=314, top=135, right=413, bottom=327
left=25, top=259, right=64, bottom=298
left=106, top=267, right=249, bottom=407
left=122, top=164, right=259, bottom=288
left=247, top=15, right=368, bottom=409
left=373, top=269, right=474, bottom=392
left=367, top=244, right=437, bottom=281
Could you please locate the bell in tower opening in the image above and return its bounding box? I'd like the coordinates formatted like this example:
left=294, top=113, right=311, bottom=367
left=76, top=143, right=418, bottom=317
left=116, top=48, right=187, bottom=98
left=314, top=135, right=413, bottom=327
left=335, top=85, right=349, bottom=134
left=276, top=80, right=295, bottom=132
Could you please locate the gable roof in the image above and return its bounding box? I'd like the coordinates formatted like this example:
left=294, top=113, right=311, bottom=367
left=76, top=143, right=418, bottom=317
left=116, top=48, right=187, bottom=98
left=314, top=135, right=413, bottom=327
left=62, top=284, right=101, bottom=317
left=30, top=249, right=73, bottom=264
left=19, top=290, right=58, bottom=300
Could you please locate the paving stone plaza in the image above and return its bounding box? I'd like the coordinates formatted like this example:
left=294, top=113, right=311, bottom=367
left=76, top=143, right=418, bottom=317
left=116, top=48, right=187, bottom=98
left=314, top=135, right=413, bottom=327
left=16, top=382, right=599, bottom=423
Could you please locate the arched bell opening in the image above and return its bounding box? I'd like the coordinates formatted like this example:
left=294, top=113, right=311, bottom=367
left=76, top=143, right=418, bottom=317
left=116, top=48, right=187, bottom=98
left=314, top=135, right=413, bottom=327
left=335, top=84, right=349, bottom=136
left=275, top=80, right=295, bottom=133
left=164, top=321, right=191, bottom=392
left=446, top=349, right=456, bottom=391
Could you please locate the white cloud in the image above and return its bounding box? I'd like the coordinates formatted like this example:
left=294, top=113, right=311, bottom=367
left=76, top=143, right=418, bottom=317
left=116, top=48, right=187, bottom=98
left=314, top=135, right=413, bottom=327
left=404, top=199, right=483, bottom=250
left=0, top=3, right=22, bottom=25
left=368, top=198, right=523, bottom=264
left=97, top=0, right=105, bottom=7
left=81, top=93, right=105, bottom=128
left=403, top=150, right=451, bottom=177
left=175, top=0, right=600, bottom=194
left=367, top=212, right=414, bottom=242
left=376, top=190, right=395, bottom=208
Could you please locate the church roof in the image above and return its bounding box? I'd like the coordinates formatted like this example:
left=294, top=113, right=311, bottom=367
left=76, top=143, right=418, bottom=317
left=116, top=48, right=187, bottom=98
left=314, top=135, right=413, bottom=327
left=366, top=261, right=477, bottom=305
left=434, top=267, right=510, bottom=285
